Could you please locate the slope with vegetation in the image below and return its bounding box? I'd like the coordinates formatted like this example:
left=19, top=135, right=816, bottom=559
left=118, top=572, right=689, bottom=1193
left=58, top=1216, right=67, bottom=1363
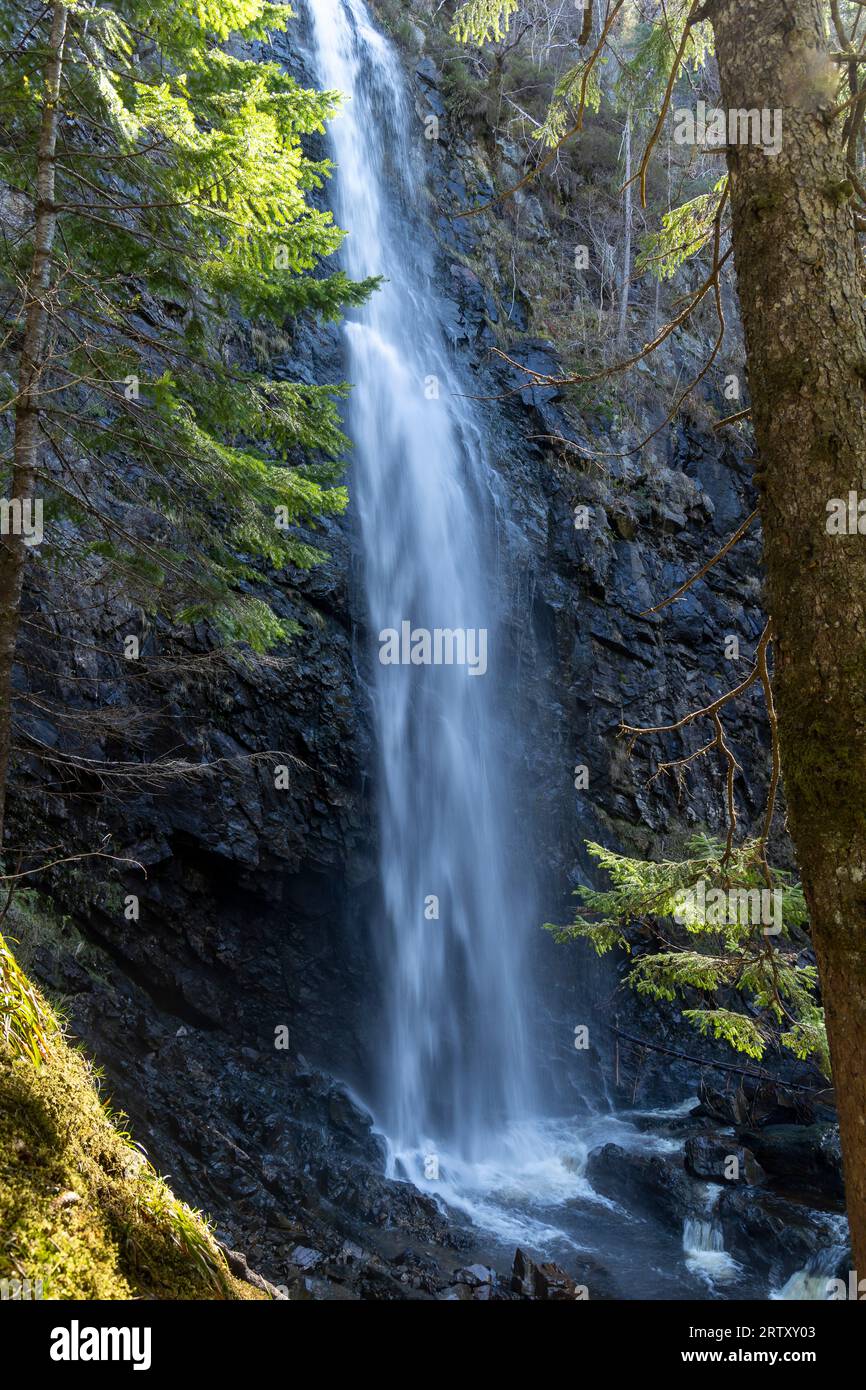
left=0, top=913, right=264, bottom=1299
left=0, top=0, right=372, bottom=1298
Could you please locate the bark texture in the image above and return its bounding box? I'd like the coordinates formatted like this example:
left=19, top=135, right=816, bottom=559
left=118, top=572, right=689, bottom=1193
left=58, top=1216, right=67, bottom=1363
left=0, top=2, right=67, bottom=847
left=617, top=105, right=633, bottom=347
left=711, top=0, right=866, bottom=1274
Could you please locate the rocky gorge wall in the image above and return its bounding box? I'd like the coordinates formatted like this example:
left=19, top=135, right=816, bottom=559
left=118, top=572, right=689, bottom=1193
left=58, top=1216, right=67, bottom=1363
left=6, top=4, right=838, bottom=1299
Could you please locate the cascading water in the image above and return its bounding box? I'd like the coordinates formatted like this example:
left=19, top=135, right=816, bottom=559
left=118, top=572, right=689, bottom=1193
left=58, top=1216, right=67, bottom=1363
left=773, top=1241, right=849, bottom=1300
left=306, top=0, right=537, bottom=1169
left=305, top=0, right=714, bottom=1273
left=305, top=3, right=687, bottom=1267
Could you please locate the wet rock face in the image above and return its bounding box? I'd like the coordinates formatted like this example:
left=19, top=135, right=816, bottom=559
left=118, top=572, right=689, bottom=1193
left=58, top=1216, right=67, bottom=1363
left=717, top=1187, right=848, bottom=1282
left=30, top=932, right=474, bottom=1299
left=584, top=1115, right=846, bottom=1295
left=370, top=24, right=783, bottom=1112
left=585, top=1143, right=703, bottom=1226
left=696, top=1075, right=836, bottom=1129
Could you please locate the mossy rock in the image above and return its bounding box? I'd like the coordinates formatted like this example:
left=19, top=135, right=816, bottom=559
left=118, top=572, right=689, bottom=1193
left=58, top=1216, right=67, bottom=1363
left=0, top=935, right=264, bottom=1301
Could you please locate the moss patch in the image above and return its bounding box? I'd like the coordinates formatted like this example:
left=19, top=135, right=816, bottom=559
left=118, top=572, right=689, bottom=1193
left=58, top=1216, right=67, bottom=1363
left=0, top=933, right=263, bottom=1301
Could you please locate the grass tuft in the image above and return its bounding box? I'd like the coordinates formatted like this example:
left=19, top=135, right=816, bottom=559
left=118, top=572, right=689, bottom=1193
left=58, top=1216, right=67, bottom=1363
left=0, top=930, right=53, bottom=1066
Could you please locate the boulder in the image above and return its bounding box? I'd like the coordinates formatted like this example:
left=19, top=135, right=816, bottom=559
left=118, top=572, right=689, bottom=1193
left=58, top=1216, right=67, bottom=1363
left=717, top=1187, right=848, bottom=1279
left=685, top=1136, right=766, bottom=1185
left=736, top=1124, right=844, bottom=1201
left=585, top=1142, right=698, bottom=1225
left=697, top=1076, right=832, bottom=1128
left=454, top=1263, right=494, bottom=1287
left=511, top=1248, right=581, bottom=1300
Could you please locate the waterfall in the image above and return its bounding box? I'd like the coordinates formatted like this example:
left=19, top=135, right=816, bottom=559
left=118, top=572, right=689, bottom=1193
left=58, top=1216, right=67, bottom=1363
left=682, top=1186, right=740, bottom=1287
left=306, top=0, right=538, bottom=1166
left=683, top=1215, right=740, bottom=1286
left=772, top=1238, right=849, bottom=1300
left=300, top=8, right=843, bottom=1293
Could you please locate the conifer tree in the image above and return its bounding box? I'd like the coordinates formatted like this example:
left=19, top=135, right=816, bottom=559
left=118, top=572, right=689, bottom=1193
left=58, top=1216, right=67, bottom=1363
left=550, top=835, right=828, bottom=1074
left=0, top=0, right=377, bottom=844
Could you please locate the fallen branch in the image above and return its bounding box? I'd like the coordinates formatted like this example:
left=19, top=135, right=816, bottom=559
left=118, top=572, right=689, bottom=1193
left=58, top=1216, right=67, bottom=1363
left=609, top=1024, right=832, bottom=1096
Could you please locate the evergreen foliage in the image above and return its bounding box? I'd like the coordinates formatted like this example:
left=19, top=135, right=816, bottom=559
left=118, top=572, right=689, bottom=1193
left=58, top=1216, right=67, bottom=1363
left=0, top=0, right=378, bottom=649
left=547, top=835, right=829, bottom=1074
left=637, top=177, right=728, bottom=280
left=451, top=0, right=521, bottom=46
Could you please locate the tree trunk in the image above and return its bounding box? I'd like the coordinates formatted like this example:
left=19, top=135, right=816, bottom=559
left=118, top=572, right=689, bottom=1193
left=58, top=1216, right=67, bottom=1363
left=0, top=2, right=67, bottom=850
left=710, top=0, right=866, bottom=1275
left=617, top=103, right=632, bottom=348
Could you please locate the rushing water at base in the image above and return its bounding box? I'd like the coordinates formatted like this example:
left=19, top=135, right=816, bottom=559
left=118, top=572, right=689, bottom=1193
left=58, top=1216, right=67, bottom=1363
left=683, top=1202, right=741, bottom=1289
